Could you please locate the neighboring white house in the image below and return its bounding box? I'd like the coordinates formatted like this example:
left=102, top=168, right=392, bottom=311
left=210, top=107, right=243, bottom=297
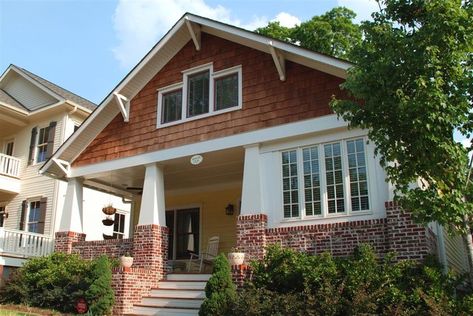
left=0, top=65, right=131, bottom=284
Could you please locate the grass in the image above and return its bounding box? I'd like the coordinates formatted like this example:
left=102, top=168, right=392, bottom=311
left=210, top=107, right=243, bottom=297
left=0, top=305, right=61, bottom=316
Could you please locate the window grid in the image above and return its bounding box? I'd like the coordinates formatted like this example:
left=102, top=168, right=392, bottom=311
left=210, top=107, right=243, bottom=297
left=215, top=73, right=238, bottom=111
left=28, top=201, right=41, bottom=233
left=161, top=89, right=183, bottom=124
left=347, top=139, right=370, bottom=211
left=302, top=146, right=322, bottom=216
left=113, top=213, right=126, bottom=239
left=324, top=143, right=345, bottom=214
left=36, top=127, right=49, bottom=163
left=187, top=70, right=210, bottom=118
left=282, top=150, right=299, bottom=218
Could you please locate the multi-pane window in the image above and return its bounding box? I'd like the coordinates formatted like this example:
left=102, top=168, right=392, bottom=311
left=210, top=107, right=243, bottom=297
left=113, top=213, right=126, bottom=239
left=302, top=146, right=322, bottom=216
left=324, top=143, right=345, bottom=214
left=36, top=127, right=49, bottom=163
left=282, top=150, right=299, bottom=218
left=215, top=73, right=238, bottom=110
left=157, top=64, right=242, bottom=127
left=28, top=201, right=41, bottom=233
left=347, top=139, right=370, bottom=211
left=162, top=90, right=183, bottom=124
left=187, top=70, right=210, bottom=117
left=281, top=138, right=370, bottom=219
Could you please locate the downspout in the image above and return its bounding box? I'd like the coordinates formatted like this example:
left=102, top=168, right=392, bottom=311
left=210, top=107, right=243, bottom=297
left=436, top=222, right=448, bottom=274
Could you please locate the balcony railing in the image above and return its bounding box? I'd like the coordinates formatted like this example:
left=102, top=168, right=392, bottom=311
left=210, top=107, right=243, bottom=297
left=0, top=153, right=20, bottom=178
left=0, top=228, right=55, bottom=258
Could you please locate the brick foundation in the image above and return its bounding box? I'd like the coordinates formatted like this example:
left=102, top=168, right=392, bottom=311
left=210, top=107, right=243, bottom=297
left=231, top=264, right=252, bottom=287
left=72, top=238, right=133, bottom=260
left=54, top=231, right=86, bottom=254
left=236, top=214, right=267, bottom=261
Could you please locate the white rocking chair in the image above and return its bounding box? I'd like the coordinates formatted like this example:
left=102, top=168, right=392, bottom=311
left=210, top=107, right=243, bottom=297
left=187, top=236, right=219, bottom=272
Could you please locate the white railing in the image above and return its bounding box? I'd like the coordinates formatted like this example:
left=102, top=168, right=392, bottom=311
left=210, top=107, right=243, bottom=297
left=0, top=228, right=55, bottom=258
left=0, top=153, right=20, bottom=178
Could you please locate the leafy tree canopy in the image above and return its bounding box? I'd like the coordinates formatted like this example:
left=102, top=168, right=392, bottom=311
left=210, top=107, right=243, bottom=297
left=255, top=7, right=362, bottom=60
left=331, top=0, right=473, bottom=231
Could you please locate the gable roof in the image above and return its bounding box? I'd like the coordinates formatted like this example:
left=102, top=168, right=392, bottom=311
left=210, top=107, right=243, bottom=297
left=0, top=64, right=96, bottom=112
left=40, top=12, right=353, bottom=178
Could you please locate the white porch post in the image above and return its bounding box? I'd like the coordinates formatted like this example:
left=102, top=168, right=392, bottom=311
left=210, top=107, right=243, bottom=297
left=59, top=177, right=84, bottom=233
left=241, top=144, right=262, bottom=215
left=138, top=163, right=166, bottom=225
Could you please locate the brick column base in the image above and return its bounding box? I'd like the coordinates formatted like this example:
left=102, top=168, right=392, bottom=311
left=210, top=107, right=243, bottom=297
left=236, top=214, right=267, bottom=262
left=385, top=201, right=435, bottom=261
left=231, top=264, right=252, bottom=287
left=133, top=224, right=168, bottom=282
left=54, top=231, right=86, bottom=254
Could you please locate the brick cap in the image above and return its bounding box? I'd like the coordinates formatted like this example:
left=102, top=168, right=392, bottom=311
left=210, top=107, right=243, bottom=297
left=238, top=214, right=268, bottom=221
left=55, top=231, right=86, bottom=238
left=231, top=264, right=250, bottom=272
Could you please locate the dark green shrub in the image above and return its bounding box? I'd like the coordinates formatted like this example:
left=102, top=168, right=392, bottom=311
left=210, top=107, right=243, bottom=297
left=199, top=254, right=236, bottom=316
left=0, top=253, right=115, bottom=314
left=85, top=255, right=114, bottom=315
left=232, top=244, right=473, bottom=316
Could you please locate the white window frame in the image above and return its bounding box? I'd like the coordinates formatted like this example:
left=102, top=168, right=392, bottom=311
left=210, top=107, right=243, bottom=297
left=35, top=125, right=49, bottom=164
left=280, top=137, right=372, bottom=221
left=26, top=198, right=42, bottom=233
left=156, top=63, right=242, bottom=128
left=113, top=211, right=126, bottom=239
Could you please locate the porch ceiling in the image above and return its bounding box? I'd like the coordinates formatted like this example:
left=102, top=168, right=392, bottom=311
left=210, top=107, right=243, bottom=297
left=84, top=147, right=244, bottom=196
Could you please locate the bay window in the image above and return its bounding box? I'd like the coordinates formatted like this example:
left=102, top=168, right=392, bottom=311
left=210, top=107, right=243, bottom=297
left=281, top=138, right=370, bottom=219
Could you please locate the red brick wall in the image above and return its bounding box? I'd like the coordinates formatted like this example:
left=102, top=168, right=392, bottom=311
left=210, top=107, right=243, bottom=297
left=236, top=214, right=268, bottom=261
left=54, top=231, right=86, bottom=254
left=72, top=238, right=133, bottom=260
left=74, top=33, right=347, bottom=166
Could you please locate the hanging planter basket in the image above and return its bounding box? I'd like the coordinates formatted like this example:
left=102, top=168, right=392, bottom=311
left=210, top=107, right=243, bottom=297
left=102, top=217, right=114, bottom=226
left=103, top=233, right=115, bottom=240
left=102, top=205, right=117, bottom=216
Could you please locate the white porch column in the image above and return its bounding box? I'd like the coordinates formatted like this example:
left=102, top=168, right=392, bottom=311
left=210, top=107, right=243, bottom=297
left=59, top=177, right=84, bottom=233
left=241, top=144, right=262, bottom=215
left=138, top=163, right=166, bottom=226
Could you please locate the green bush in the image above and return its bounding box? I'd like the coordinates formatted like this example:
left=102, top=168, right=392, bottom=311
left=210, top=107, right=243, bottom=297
left=199, top=254, right=236, bottom=316
left=231, top=244, right=473, bottom=316
left=0, top=253, right=115, bottom=314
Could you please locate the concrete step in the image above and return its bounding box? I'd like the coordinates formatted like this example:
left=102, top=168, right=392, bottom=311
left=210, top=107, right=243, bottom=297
left=158, top=280, right=207, bottom=290
left=141, top=296, right=204, bottom=309
left=131, top=305, right=199, bottom=316
left=166, top=273, right=211, bottom=281
left=149, top=288, right=205, bottom=299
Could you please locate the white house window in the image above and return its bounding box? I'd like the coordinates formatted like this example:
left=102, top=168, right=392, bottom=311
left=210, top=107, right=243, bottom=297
left=187, top=70, right=210, bottom=117
left=281, top=138, right=370, bottom=219
left=113, top=213, right=126, bottom=239
left=161, top=90, right=183, bottom=124
left=28, top=201, right=41, bottom=233
left=157, top=64, right=242, bottom=128
left=36, top=127, right=49, bottom=163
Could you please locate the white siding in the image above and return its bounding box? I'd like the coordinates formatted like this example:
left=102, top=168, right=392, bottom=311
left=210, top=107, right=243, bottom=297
left=444, top=232, right=469, bottom=274
left=2, top=72, right=58, bottom=110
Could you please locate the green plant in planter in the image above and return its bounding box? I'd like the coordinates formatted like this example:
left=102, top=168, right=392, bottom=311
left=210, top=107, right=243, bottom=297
left=199, top=254, right=236, bottom=316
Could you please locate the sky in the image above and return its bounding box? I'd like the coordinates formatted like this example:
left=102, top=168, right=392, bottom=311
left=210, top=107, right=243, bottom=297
left=0, top=0, right=378, bottom=105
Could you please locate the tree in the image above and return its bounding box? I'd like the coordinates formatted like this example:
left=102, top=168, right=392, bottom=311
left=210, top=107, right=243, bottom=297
left=255, top=7, right=362, bottom=60
left=331, top=0, right=473, bottom=276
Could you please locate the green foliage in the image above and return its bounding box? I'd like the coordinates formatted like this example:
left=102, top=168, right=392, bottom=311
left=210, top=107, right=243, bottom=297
left=199, top=254, right=236, bottom=316
left=255, top=7, right=362, bottom=60
left=85, top=255, right=114, bottom=315
left=330, top=0, right=473, bottom=232
left=230, top=244, right=473, bottom=315
left=0, top=253, right=115, bottom=314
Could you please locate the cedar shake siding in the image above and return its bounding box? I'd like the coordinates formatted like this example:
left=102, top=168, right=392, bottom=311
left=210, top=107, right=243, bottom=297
left=73, top=34, right=348, bottom=166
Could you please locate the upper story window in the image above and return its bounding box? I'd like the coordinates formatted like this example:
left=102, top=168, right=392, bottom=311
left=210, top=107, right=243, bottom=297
left=157, top=63, right=242, bottom=128
left=113, top=212, right=126, bottom=239
left=28, top=200, right=41, bottom=233
left=281, top=138, right=370, bottom=220
left=36, top=126, right=50, bottom=163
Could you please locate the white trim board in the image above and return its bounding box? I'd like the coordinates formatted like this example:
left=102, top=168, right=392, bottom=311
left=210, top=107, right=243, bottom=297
left=69, top=114, right=348, bottom=178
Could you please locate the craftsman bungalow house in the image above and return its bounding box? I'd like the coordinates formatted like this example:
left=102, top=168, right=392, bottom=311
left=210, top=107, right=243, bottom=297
left=40, top=13, right=469, bottom=315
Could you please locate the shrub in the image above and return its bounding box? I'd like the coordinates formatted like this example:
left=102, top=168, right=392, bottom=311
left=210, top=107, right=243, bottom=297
left=85, top=255, right=114, bottom=315
left=232, top=244, right=473, bottom=316
left=0, top=253, right=115, bottom=314
left=199, top=254, right=236, bottom=316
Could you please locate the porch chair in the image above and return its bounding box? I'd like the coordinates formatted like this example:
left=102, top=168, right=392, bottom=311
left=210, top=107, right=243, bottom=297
left=187, top=236, right=220, bottom=272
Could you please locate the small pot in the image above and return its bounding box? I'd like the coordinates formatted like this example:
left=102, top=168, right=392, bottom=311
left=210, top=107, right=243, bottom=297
left=102, top=218, right=114, bottom=226
left=103, top=233, right=114, bottom=240
left=102, top=206, right=117, bottom=216
left=120, top=256, right=133, bottom=268
left=228, top=252, right=245, bottom=265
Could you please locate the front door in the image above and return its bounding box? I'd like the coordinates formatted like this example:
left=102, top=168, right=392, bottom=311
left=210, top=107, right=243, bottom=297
left=166, top=208, right=200, bottom=260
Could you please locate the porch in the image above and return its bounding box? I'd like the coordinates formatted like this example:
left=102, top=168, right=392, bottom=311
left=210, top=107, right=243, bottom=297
left=0, top=228, right=54, bottom=263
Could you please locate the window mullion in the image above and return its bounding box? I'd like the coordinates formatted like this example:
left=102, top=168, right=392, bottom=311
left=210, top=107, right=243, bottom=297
left=319, top=144, right=327, bottom=218
left=341, top=140, right=351, bottom=214
left=297, top=147, right=305, bottom=220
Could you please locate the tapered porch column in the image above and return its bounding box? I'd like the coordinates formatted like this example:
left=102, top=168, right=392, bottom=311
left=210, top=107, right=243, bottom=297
left=238, top=144, right=267, bottom=262
left=133, top=163, right=168, bottom=279
left=55, top=177, right=85, bottom=253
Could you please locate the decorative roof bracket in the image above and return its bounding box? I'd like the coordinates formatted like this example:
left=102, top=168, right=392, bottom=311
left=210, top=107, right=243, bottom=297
left=269, top=42, right=286, bottom=81
left=52, top=158, right=70, bottom=176
left=114, top=92, right=130, bottom=122
left=186, top=18, right=201, bottom=51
